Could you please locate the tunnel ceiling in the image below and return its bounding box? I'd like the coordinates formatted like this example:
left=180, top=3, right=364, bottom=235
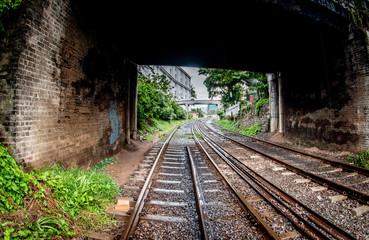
left=73, top=0, right=349, bottom=72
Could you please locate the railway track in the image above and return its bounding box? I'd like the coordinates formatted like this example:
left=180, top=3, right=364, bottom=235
left=206, top=120, right=369, bottom=205
left=199, top=119, right=369, bottom=239
left=193, top=121, right=356, bottom=240
left=120, top=121, right=266, bottom=239
left=118, top=119, right=368, bottom=239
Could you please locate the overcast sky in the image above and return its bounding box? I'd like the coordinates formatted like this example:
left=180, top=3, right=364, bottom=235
left=181, top=66, right=220, bottom=100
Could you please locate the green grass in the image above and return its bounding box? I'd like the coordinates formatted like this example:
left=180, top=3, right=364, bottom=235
left=347, top=151, right=369, bottom=169
left=143, top=119, right=188, bottom=140
left=214, top=120, right=261, bottom=137
left=0, top=143, right=121, bottom=240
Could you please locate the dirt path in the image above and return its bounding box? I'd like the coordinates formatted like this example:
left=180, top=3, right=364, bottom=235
left=106, top=139, right=157, bottom=187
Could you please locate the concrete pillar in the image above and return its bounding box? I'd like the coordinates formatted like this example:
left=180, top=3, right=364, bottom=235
left=185, top=103, right=189, bottom=119
left=268, top=73, right=279, bottom=132
left=125, top=65, right=131, bottom=145
left=278, top=73, right=284, bottom=133
left=130, top=65, right=138, bottom=140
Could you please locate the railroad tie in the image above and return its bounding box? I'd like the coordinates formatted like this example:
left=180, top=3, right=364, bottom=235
left=310, top=186, right=328, bottom=192
left=280, top=231, right=302, bottom=240
left=328, top=195, right=348, bottom=203
left=352, top=205, right=369, bottom=217
left=294, top=178, right=311, bottom=184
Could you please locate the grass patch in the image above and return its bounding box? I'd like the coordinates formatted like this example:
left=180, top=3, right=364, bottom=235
left=141, top=119, right=188, bottom=140
left=214, top=120, right=261, bottom=137
left=0, top=143, right=120, bottom=239
left=347, top=151, right=369, bottom=169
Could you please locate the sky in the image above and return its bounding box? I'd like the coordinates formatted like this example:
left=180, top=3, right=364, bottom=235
left=181, top=66, right=220, bottom=100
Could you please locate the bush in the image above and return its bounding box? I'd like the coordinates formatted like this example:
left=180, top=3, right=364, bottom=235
left=217, top=110, right=225, bottom=120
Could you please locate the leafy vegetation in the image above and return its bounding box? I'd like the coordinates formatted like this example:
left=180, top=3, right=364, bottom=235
left=0, top=143, right=120, bottom=239
left=215, top=120, right=261, bottom=136
left=137, top=71, right=187, bottom=135
left=0, top=143, right=29, bottom=212
left=241, top=98, right=269, bottom=116
left=0, top=0, right=21, bottom=32
left=255, top=98, right=270, bottom=115
left=350, top=0, right=369, bottom=29
left=216, top=110, right=225, bottom=120
left=139, top=119, right=187, bottom=140
left=347, top=150, right=369, bottom=169
left=198, top=68, right=268, bottom=107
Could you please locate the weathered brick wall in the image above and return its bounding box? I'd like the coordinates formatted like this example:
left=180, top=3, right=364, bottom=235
left=283, top=29, right=369, bottom=152
left=0, top=0, right=136, bottom=168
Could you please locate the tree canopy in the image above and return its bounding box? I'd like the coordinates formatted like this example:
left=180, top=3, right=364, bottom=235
left=198, top=68, right=268, bottom=107
left=137, top=72, right=186, bottom=129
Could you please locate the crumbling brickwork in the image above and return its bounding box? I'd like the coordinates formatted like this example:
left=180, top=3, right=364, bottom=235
left=0, top=0, right=137, bottom=168
left=283, top=29, right=369, bottom=152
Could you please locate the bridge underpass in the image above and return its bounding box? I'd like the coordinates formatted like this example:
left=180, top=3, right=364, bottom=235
left=0, top=0, right=368, bottom=168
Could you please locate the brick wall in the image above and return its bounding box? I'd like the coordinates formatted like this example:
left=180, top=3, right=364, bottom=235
left=283, top=29, right=369, bottom=152
left=0, top=0, right=136, bottom=168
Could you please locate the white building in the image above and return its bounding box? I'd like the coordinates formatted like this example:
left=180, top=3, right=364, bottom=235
left=138, top=65, right=192, bottom=100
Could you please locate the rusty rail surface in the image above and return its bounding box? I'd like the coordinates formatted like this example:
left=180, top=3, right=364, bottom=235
left=207, top=123, right=369, bottom=205
left=196, top=121, right=355, bottom=240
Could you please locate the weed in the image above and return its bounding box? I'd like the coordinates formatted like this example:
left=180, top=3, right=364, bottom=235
left=195, top=133, right=203, bottom=140
left=91, top=157, right=118, bottom=172
left=215, top=120, right=261, bottom=137
left=0, top=145, right=120, bottom=239
left=347, top=151, right=369, bottom=169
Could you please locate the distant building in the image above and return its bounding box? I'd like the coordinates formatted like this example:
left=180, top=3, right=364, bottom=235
left=138, top=65, right=192, bottom=100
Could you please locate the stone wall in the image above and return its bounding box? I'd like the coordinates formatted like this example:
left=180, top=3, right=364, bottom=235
left=283, top=29, right=369, bottom=152
left=0, top=0, right=137, bottom=168
left=240, top=103, right=270, bottom=133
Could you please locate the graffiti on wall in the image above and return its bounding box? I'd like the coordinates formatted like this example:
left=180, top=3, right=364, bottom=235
left=109, top=101, right=119, bottom=144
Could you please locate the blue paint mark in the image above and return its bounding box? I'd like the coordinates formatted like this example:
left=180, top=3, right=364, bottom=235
left=110, top=101, right=117, bottom=107
left=109, top=109, right=119, bottom=144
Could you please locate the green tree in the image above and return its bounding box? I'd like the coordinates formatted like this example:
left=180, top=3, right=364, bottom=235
left=0, top=0, right=22, bottom=32
left=198, top=68, right=268, bottom=107
left=137, top=72, right=186, bottom=130
left=190, top=84, right=197, bottom=100
left=217, top=110, right=225, bottom=120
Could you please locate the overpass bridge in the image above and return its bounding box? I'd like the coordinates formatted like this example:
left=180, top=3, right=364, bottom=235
left=176, top=100, right=221, bottom=112
left=1, top=0, right=369, bottom=167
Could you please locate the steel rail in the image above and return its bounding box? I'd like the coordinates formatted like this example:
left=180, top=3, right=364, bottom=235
left=191, top=124, right=280, bottom=240
left=120, top=128, right=179, bottom=240
left=206, top=123, right=369, bottom=205
left=197, top=121, right=356, bottom=240
left=207, top=123, right=369, bottom=177
left=195, top=124, right=327, bottom=240
left=187, top=146, right=212, bottom=240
